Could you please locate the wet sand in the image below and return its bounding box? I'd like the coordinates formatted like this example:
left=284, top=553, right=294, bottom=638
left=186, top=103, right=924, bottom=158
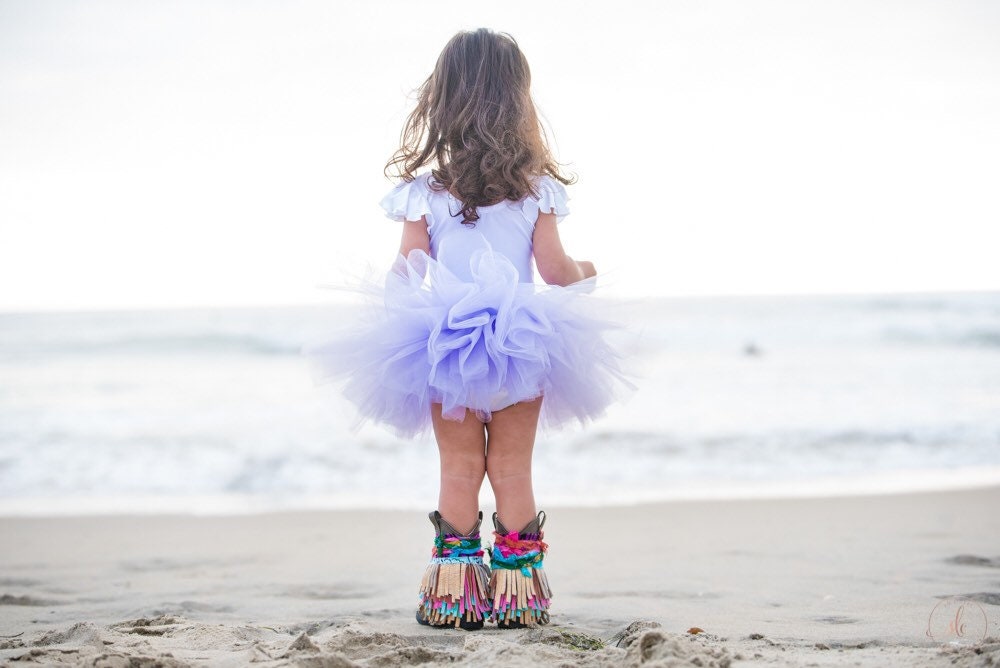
left=1, top=485, right=999, bottom=666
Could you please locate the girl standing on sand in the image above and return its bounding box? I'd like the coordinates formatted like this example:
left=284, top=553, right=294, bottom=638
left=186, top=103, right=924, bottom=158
left=304, top=28, right=632, bottom=629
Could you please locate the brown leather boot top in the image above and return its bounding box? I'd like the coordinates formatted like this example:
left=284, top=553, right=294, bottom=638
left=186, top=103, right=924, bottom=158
left=492, top=510, right=546, bottom=536
left=428, top=510, right=483, bottom=537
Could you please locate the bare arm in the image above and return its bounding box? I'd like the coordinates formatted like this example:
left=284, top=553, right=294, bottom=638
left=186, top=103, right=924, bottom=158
left=389, top=215, right=431, bottom=276
left=398, top=215, right=431, bottom=258
left=531, top=211, right=596, bottom=286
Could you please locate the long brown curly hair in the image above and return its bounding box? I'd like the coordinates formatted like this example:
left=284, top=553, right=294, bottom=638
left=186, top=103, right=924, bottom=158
left=384, top=28, right=576, bottom=227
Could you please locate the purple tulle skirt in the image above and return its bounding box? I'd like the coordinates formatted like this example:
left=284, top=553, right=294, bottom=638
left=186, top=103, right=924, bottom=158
left=301, top=249, right=634, bottom=438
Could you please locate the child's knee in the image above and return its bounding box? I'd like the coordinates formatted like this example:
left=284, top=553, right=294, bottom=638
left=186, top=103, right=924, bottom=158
left=443, top=451, right=487, bottom=480
left=485, top=453, right=530, bottom=483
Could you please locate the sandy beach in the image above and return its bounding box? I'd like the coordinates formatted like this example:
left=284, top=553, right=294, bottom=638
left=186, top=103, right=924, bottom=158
left=1, top=485, right=998, bottom=667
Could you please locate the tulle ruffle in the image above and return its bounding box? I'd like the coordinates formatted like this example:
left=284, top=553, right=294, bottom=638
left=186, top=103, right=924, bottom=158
left=302, top=248, right=634, bottom=438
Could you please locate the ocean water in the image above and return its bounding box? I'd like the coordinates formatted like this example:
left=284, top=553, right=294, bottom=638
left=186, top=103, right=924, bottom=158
left=1, top=292, right=998, bottom=515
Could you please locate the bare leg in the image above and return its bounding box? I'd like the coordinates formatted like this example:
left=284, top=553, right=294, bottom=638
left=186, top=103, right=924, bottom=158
left=485, top=397, right=543, bottom=533
left=431, top=403, right=487, bottom=534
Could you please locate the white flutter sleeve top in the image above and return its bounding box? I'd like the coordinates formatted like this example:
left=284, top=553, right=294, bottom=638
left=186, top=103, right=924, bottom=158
left=378, top=172, right=570, bottom=284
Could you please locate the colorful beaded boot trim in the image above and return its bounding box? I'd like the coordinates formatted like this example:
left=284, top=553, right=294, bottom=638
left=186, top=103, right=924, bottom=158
left=417, top=511, right=492, bottom=628
left=489, top=511, right=552, bottom=627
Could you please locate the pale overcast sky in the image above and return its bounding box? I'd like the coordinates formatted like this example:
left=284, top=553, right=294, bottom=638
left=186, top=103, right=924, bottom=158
left=1, top=0, right=998, bottom=312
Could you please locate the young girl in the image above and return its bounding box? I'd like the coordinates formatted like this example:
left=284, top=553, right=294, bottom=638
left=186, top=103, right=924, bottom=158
left=304, top=28, right=631, bottom=630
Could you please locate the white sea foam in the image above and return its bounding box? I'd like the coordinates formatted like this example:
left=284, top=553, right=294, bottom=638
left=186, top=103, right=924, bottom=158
left=1, top=292, right=998, bottom=515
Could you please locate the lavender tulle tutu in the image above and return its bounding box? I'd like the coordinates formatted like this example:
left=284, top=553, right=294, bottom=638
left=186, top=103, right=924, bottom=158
left=302, top=248, right=634, bottom=438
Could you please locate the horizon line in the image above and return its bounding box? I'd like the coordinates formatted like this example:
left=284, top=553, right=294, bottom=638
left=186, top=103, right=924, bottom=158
left=1, top=286, right=998, bottom=317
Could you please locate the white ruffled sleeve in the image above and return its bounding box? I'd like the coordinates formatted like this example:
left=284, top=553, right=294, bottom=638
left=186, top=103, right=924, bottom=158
left=379, top=174, right=432, bottom=223
left=521, top=174, right=570, bottom=224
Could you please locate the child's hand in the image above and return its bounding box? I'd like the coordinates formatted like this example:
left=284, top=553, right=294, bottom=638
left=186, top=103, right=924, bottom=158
left=577, top=260, right=596, bottom=279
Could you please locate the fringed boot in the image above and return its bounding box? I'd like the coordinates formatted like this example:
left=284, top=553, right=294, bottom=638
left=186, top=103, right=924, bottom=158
left=489, top=510, right=552, bottom=627
left=415, top=510, right=493, bottom=630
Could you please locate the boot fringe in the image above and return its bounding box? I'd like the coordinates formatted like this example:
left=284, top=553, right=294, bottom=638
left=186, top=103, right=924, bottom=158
left=489, top=529, right=552, bottom=626
left=418, top=556, right=492, bottom=627
left=489, top=564, right=552, bottom=626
